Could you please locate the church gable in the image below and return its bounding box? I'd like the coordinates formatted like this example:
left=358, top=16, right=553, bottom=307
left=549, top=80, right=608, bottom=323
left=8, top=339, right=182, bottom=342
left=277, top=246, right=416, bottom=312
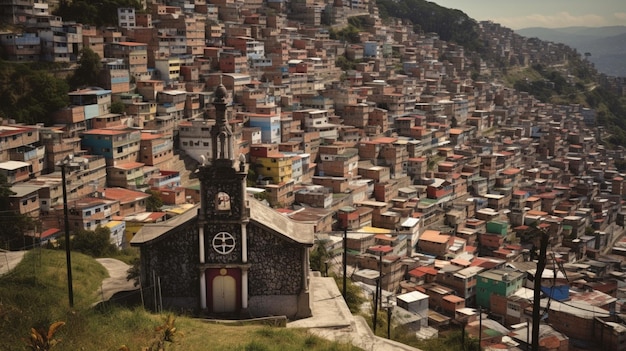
left=247, top=221, right=304, bottom=297
left=132, top=210, right=200, bottom=305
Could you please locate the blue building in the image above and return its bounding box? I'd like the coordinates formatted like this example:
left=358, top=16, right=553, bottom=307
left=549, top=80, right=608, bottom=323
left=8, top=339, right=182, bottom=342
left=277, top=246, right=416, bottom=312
left=248, top=114, right=281, bottom=144
left=81, top=128, right=141, bottom=166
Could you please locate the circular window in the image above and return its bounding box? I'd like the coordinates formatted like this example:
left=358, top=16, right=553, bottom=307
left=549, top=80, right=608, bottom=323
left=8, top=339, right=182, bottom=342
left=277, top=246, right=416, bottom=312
left=212, top=231, right=236, bottom=255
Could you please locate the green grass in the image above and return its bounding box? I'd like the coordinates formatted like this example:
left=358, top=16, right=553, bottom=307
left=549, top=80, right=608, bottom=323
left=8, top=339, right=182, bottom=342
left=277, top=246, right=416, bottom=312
left=501, top=66, right=543, bottom=87
left=0, top=249, right=363, bottom=351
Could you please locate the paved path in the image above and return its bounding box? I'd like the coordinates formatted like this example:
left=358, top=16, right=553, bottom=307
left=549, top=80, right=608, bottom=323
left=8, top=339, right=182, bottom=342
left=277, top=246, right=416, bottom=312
left=288, top=275, right=421, bottom=351
left=0, top=252, right=136, bottom=304
left=0, top=250, right=25, bottom=276
left=94, top=258, right=137, bottom=303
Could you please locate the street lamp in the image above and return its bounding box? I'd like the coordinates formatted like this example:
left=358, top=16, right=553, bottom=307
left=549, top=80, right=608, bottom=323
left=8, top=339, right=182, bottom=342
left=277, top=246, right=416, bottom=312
left=58, top=155, right=74, bottom=308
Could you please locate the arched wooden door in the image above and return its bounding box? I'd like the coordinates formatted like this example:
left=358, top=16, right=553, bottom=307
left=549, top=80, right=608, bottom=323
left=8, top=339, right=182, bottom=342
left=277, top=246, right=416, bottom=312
left=212, top=275, right=236, bottom=312
left=206, top=268, right=241, bottom=313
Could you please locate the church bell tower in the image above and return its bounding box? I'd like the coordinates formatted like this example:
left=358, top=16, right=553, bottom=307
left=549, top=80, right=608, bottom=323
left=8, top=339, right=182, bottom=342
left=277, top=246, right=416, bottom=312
left=197, top=83, right=250, bottom=314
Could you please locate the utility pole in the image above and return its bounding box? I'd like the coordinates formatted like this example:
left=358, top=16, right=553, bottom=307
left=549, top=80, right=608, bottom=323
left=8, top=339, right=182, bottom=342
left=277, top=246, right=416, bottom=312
left=532, top=227, right=549, bottom=351
left=60, top=158, right=74, bottom=308
left=479, top=307, right=483, bottom=350
left=386, top=295, right=392, bottom=339
left=373, top=277, right=379, bottom=333
left=342, top=224, right=347, bottom=300
left=373, top=251, right=383, bottom=334
left=339, top=207, right=355, bottom=301
left=378, top=250, right=383, bottom=309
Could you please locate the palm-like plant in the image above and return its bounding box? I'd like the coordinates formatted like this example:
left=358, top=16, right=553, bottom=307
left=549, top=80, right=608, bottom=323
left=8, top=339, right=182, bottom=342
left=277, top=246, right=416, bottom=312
left=119, top=315, right=183, bottom=351
left=24, top=321, right=65, bottom=351
left=155, top=314, right=181, bottom=344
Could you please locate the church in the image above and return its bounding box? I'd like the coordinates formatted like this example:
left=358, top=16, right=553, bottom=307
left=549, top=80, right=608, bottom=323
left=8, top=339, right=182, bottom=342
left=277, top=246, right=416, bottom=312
left=131, top=85, right=314, bottom=319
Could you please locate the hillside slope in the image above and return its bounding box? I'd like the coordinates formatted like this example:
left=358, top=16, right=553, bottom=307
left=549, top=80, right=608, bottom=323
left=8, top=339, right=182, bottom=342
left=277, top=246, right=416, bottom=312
left=516, top=26, right=626, bottom=76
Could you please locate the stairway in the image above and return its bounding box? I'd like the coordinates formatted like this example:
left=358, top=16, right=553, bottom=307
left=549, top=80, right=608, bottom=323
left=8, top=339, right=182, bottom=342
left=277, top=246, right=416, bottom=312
left=167, top=150, right=199, bottom=187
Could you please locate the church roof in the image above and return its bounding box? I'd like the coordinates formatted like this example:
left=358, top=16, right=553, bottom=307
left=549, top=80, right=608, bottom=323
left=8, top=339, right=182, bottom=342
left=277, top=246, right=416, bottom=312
left=248, top=197, right=314, bottom=245
left=131, top=204, right=199, bottom=245
left=130, top=198, right=314, bottom=246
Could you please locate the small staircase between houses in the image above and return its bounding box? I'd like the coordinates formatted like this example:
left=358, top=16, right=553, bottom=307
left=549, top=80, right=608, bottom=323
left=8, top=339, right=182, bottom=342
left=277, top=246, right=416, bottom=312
left=161, top=149, right=200, bottom=188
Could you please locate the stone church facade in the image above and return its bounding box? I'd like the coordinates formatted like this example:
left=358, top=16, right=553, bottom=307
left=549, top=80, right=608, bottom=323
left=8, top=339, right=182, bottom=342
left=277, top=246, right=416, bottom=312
left=131, top=85, right=313, bottom=319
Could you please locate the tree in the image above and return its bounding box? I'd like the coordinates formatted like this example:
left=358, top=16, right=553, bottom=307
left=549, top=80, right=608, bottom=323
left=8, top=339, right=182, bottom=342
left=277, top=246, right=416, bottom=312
left=54, top=0, right=142, bottom=27
left=68, top=47, right=102, bottom=90
left=329, top=25, right=361, bottom=44
left=0, top=63, right=69, bottom=126
left=0, top=173, right=13, bottom=208
left=0, top=174, right=36, bottom=250
left=309, top=240, right=330, bottom=274
left=450, top=115, right=458, bottom=128
left=376, top=0, right=483, bottom=52
left=111, top=101, right=125, bottom=114
left=71, top=226, right=116, bottom=257
left=335, top=56, right=356, bottom=71
left=126, top=257, right=141, bottom=287
left=145, top=189, right=164, bottom=212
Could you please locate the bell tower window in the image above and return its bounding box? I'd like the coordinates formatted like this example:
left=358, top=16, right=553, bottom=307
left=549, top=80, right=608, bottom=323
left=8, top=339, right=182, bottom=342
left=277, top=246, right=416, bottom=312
left=216, top=192, right=231, bottom=212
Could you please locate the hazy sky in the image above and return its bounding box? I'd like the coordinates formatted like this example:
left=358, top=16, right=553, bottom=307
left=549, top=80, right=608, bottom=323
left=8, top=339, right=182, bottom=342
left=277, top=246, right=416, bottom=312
left=431, top=0, right=626, bottom=29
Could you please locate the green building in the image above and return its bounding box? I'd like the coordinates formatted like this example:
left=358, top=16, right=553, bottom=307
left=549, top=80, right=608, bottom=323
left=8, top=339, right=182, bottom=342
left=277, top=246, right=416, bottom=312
left=476, top=268, right=525, bottom=309
left=486, top=220, right=508, bottom=235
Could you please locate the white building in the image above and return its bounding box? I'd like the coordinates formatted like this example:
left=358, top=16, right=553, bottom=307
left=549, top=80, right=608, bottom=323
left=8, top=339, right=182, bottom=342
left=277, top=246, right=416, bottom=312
left=118, top=7, right=136, bottom=28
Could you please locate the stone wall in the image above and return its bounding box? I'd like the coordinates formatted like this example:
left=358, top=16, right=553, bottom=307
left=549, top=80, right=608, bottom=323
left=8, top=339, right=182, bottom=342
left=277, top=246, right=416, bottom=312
left=248, top=295, right=299, bottom=318
left=247, top=223, right=303, bottom=296
left=141, top=217, right=199, bottom=310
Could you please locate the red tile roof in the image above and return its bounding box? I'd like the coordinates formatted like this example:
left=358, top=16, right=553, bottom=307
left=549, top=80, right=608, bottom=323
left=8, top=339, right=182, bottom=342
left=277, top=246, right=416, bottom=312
left=415, top=266, right=438, bottom=275
left=502, top=167, right=521, bottom=175
left=113, top=162, right=145, bottom=170
left=101, top=187, right=150, bottom=204
left=40, top=228, right=60, bottom=239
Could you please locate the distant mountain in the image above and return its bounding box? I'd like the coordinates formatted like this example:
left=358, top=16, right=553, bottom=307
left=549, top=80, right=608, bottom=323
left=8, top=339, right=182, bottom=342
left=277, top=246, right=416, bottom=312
left=515, top=26, right=626, bottom=77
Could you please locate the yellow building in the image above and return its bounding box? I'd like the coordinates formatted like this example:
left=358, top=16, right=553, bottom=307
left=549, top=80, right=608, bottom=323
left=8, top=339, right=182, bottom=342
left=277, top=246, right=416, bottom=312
left=123, top=212, right=167, bottom=246
left=256, top=154, right=293, bottom=184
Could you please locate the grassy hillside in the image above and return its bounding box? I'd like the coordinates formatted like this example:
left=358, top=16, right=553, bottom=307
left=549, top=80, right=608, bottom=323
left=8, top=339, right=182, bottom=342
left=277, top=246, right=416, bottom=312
left=515, top=26, right=626, bottom=76
left=0, top=249, right=362, bottom=351
left=376, top=0, right=483, bottom=52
